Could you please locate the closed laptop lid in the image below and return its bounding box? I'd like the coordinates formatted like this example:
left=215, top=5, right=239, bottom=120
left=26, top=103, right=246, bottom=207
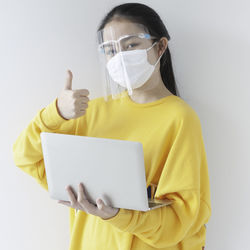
left=40, top=132, right=151, bottom=211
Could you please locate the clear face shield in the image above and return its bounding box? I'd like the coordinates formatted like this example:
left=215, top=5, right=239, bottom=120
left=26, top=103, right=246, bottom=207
left=96, top=23, right=162, bottom=101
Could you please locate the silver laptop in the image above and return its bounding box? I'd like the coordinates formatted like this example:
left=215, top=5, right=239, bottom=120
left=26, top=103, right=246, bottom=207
left=40, top=132, right=173, bottom=211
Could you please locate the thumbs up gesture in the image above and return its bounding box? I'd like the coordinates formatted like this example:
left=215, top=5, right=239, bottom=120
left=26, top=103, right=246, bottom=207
left=56, top=70, right=90, bottom=120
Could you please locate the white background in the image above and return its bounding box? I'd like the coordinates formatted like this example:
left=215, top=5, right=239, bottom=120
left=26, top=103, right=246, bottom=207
left=1, top=0, right=250, bottom=249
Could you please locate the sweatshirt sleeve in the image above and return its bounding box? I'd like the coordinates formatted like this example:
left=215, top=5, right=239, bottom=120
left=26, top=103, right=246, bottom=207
left=101, top=107, right=206, bottom=248
left=12, top=97, right=84, bottom=191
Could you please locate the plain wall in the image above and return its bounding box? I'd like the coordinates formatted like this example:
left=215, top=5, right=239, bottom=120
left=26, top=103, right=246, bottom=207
left=1, top=0, right=249, bottom=249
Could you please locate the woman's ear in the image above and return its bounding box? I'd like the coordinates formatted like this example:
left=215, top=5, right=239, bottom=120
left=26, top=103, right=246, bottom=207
left=158, top=37, right=168, bottom=56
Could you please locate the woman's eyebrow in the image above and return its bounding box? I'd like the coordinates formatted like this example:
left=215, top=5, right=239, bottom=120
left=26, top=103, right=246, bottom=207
left=99, top=40, right=116, bottom=49
left=100, top=35, right=138, bottom=49
left=121, top=36, right=135, bottom=42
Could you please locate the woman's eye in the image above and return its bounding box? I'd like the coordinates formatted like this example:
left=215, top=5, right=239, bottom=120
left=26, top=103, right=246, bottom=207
left=127, top=43, right=138, bottom=49
left=107, top=49, right=116, bottom=55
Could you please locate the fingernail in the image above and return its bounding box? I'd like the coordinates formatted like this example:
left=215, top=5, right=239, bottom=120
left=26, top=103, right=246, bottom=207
left=97, top=201, right=102, bottom=209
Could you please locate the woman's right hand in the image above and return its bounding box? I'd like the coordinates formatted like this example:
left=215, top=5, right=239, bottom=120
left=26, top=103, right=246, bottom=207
left=56, top=69, right=90, bottom=120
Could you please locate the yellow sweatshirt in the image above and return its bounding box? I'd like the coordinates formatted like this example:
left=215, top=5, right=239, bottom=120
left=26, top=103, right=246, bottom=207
left=12, top=91, right=211, bottom=250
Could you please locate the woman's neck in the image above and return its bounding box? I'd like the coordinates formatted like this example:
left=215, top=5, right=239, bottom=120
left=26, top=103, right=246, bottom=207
left=128, top=79, right=173, bottom=104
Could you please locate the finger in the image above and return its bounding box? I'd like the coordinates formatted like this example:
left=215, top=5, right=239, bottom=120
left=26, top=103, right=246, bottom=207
left=83, top=201, right=99, bottom=216
left=96, top=198, right=104, bottom=210
left=72, top=110, right=86, bottom=119
left=81, top=95, right=89, bottom=101
left=75, top=96, right=89, bottom=102
left=66, top=186, right=78, bottom=206
left=64, top=69, right=73, bottom=90
left=76, top=107, right=87, bottom=114
left=75, top=101, right=88, bottom=109
left=57, top=200, right=71, bottom=206
left=96, top=198, right=114, bottom=218
left=96, top=198, right=116, bottom=214
left=79, top=96, right=90, bottom=101
left=78, top=110, right=87, bottom=114
left=77, top=183, right=87, bottom=203
left=77, top=183, right=98, bottom=214
left=79, top=182, right=93, bottom=209
left=73, top=89, right=90, bottom=97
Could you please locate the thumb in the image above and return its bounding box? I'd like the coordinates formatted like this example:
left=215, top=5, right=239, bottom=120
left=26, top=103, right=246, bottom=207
left=97, top=198, right=104, bottom=210
left=64, top=69, right=73, bottom=90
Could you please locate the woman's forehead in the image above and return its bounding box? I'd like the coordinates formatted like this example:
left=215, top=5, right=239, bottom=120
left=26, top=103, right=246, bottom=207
left=102, top=21, right=147, bottom=42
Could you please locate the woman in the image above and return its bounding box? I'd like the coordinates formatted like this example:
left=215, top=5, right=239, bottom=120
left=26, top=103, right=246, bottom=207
left=12, top=3, right=211, bottom=250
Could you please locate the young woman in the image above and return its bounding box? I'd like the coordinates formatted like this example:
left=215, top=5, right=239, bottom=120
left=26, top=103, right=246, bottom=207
left=12, top=3, right=211, bottom=250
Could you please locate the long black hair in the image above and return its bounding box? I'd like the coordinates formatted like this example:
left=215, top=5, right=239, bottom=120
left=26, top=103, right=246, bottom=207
left=97, top=2, right=179, bottom=96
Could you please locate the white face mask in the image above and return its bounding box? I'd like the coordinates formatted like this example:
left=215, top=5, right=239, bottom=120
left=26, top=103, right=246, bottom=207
left=106, top=41, right=163, bottom=89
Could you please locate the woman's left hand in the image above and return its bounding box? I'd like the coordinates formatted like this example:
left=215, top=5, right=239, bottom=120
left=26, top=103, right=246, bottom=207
left=57, top=182, right=120, bottom=220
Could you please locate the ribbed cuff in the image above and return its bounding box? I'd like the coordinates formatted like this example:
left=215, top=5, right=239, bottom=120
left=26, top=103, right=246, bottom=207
left=100, top=208, right=133, bottom=231
left=40, top=97, right=69, bottom=130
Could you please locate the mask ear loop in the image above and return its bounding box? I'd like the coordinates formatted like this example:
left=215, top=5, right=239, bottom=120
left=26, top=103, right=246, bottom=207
left=146, top=41, right=158, bottom=51
left=146, top=41, right=165, bottom=66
